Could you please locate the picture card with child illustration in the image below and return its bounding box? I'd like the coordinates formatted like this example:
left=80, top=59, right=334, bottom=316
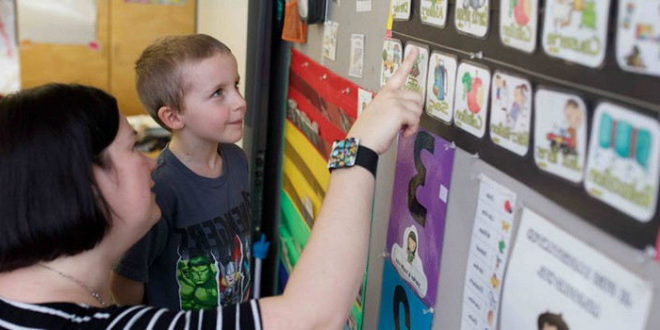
left=454, top=0, right=490, bottom=38
left=534, top=88, right=587, bottom=183
left=387, top=130, right=455, bottom=307
left=489, top=71, right=532, bottom=156
left=585, top=102, right=660, bottom=222
left=542, top=0, right=611, bottom=68
left=499, top=0, right=539, bottom=53
left=616, top=0, right=660, bottom=77
left=403, top=43, right=429, bottom=101
left=454, top=62, right=491, bottom=138
left=380, top=38, right=403, bottom=87
left=425, top=51, right=457, bottom=124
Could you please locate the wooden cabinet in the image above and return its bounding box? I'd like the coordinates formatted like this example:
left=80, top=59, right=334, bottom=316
left=19, top=0, right=196, bottom=116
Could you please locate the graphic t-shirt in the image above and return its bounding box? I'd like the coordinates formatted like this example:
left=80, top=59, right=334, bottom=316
left=116, top=144, right=251, bottom=310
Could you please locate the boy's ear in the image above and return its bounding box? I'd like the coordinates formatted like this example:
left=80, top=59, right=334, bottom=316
left=157, top=105, right=184, bottom=130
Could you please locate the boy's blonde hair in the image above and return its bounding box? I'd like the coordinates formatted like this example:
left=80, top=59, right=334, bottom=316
left=135, top=34, right=231, bottom=128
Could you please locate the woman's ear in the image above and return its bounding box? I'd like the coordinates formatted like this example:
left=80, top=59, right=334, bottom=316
left=157, top=106, right=184, bottom=130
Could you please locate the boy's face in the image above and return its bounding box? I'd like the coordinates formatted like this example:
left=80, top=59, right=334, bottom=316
left=564, top=104, right=582, bottom=129
left=179, top=52, right=246, bottom=144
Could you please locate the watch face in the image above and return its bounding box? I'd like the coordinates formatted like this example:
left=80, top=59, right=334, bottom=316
left=328, top=137, right=359, bottom=169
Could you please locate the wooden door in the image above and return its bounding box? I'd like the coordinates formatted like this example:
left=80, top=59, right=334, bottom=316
left=109, top=0, right=196, bottom=116
left=18, top=1, right=111, bottom=90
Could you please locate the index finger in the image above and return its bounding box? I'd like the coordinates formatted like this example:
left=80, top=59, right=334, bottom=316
left=385, top=47, right=419, bottom=91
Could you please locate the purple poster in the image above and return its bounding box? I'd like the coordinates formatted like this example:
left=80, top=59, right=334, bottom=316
left=386, top=129, right=455, bottom=307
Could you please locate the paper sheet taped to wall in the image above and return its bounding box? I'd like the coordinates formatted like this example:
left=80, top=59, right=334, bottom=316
left=501, top=208, right=652, bottom=330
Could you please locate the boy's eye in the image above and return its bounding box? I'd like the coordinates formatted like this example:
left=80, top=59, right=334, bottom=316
left=212, top=89, right=223, bottom=97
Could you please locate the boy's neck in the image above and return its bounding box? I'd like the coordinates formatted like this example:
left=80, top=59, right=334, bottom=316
left=168, top=133, right=224, bottom=178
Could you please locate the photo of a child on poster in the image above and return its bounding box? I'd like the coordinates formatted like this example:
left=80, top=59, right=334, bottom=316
left=386, top=129, right=455, bottom=307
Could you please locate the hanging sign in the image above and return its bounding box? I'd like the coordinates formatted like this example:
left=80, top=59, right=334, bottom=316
left=616, top=0, right=660, bottom=77
left=499, top=0, right=539, bottom=53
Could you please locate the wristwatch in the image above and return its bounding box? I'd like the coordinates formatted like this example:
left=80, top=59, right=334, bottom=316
left=327, top=137, right=379, bottom=177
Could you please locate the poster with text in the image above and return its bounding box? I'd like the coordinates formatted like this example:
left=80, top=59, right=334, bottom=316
left=380, top=38, right=403, bottom=87
left=542, top=0, right=611, bottom=68
left=460, top=175, right=517, bottom=330
left=420, top=0, right=448, bottom=28
left=616, top=0, right=660, bottom=77
left=18, top=0, right=97, bottom=45
left=454, top=62, right=491, bottom=138
left=489, top=71, right=532, bottom=156
left=455, top=0, right=490, bottom=38
left=501, top=208, right=653, bottom=330
left=378, top=260, right=433, bottom=330
left=585, top=102, right=660, bottom=222
left=386, top=129, right=455, bottom=307
left=500, top=0, right=538, bottom=53
left=425, top=51, right=457, bottom=124
left=392, top=0, right=411, bottom=20
left=534, top=88, right=587, bottom=183
left=0, top=0, right=19, bottom=95
left=404, top=43, right=429, bottom=101
left=322, top=20, right=339, bottom=61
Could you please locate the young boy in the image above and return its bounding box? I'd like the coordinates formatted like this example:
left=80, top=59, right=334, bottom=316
left=111, top=34, right=252, bottom=311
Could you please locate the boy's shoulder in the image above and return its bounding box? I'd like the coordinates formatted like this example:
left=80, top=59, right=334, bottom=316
left=218, top=143, right=247, bottom=166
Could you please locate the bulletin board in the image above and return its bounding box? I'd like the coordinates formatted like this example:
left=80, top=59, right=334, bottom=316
left=270, top=1, right=660, bottom=329
left=391, top=1, right=660, bottom=249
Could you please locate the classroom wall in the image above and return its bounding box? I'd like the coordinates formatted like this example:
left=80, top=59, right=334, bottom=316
left=291, top=2, right=401, bottom=329
left=290, top=1, right=660, bottom=329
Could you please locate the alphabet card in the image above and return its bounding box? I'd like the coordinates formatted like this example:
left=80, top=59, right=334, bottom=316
left=460, top=175, right=517, bottom=330
left=403, top=43, right=429, bottom=100
left=420, top=0, right=449, bottom=28
left=534, top=89, right=587, bottom=183
left=500, top=0, right=539, bottom=53
left=454, top=62, right=491, bottom=138
left=377, top=260, right=434, bottom=330
left=380, top=38, right=403, bottom=87
left=501, top=208, right=652, bottom=330
left=387, top=130, right=455, bottom=307
left=425, top=51, right=457, bottom=124
left=392, top=0, right=412, bottom=20
left=542, top=0, right=611, bottom=68
left=585, top=102, right=660, bottom=222
left=455, top=0, right=490, bottom=38
left=489, top=72, right=532, bottom=156
left=616, top=0, right=660, bottom=77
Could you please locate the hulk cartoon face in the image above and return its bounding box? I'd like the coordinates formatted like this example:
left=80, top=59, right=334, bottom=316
left=189, top=256, right=214, bottom=285
left=177, top=255, right=219, bottom=310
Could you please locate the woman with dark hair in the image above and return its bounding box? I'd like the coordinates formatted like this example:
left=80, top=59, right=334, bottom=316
left=0, top=50, right=422, bottom=329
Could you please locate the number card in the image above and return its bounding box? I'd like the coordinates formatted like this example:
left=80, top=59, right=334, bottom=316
left=386, top=130, right=455, bottom=307
left=534, top=88, right=587, bottom=183
left=378, top=260, right=434, bottom=330
left=542, top=0, right=611, bottom=68
left=454, top=62, right=491, bottom=138
left=489, top=71, right=532, bottom=156
left=500, top=0, right=539, bottom=53
left=455, top=0, right=490, bottom=38
left=585, top=102, right=660, bottom=222
left=425, top=51, right=457, bottom=124
left=501, top=208, right=653, bottom=330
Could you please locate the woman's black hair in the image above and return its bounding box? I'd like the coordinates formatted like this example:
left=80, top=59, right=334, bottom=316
left=0, top=83, right=119, bottom=272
